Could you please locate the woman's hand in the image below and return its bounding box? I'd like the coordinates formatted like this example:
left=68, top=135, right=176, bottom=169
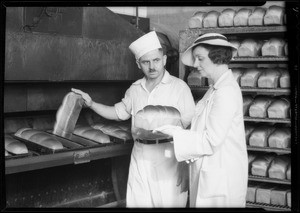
left=71, top=88, right=93, bottom=108
left=153, top=125, right=182, bottom=137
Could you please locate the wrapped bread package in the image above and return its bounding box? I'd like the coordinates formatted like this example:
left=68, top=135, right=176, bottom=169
left=188, top=11, right=206, bottom=28
left=262, top=38, right=285, bottom=57
left=53, top=92, right=84, bottom=137
left=74, top=125, right=110, bottom=143
left=251, top=153, right=276, bottom=176
left=279, top=69, right=290, bottom=88
left=92, top=123, right=132, bottom=141
left=249, top=125, right=276, bottom=147
left=257, top=68, right=281, bottom=88
left=15, top=128, right=64, bottom=150
left=284, top=43, right=288, bottom=56
left=256, top=185, right=276, bottom=204
left=248, top=152, right=257, bottom=172
left=270, top=186, right=290, bottom=206
left=248, top=7, right=266, bottom=26
left=5, top=134, right=28, bottom=155
left=233, top=8, right=252, bottom=26
left=240, top=68, right=262, bottom=87
left=232, top=68, right=245, bottom=85
left=267, top=97, right=290, bottom=119
left=268, top=127, right=291, bottom=148
left=286, top=163, right=291, bottom=180
left=218, top=8, right=236, bottom=27
left=268, top=155, right=290, bottom=179
left=243, top=95, right=254, bottom=116
left=249, top=95, right=274, bottom=118
left=238, top=39, right=263, bottom=57
left=245, top=124, right=256, bottom=144
left=203, top=11, right=220, bottom=28
left=246, top=182, right=260, bottom=203
left=187, top=71, right=206, bottom=86
left=134, top=105, right=181, bottom=130
left=264, top=5, right=285, bottom=25
left=287, top=191, right=291, bottom=207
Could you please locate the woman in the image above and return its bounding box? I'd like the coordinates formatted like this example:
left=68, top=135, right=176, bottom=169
left=154, top=33, right=248, bottom=208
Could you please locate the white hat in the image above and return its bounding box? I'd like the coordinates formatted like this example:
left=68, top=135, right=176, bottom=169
left=181, top=33, right=237, bottom=66
left=129, top=31, right=162, bottom=60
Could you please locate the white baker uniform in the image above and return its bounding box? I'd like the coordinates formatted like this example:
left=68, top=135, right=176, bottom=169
left=173, top=70, right=248, bottom=207
left=114, top=71, right=195, bottom=207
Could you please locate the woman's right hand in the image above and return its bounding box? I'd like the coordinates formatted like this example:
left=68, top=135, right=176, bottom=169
left=71, top=88, right=93, bottom=108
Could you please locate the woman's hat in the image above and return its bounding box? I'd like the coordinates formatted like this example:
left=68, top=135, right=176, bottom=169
left=181, top=33, right=237, bottom=66
left=129, top=31, right=162, bottom=60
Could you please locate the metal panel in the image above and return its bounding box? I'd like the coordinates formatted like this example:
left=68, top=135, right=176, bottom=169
left=4, top=85, right=27, bottom=112
left=6, top=7, right=24, bottom=32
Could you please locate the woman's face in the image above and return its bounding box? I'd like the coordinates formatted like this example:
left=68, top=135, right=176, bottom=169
left=192, top=46, right=215, bottom=78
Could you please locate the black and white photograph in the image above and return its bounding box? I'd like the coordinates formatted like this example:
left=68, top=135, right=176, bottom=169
left=1, top=1, right=299, bottom=211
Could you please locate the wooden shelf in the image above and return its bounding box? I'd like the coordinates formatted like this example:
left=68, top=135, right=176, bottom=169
left=246, top=201, right=291, bottom=211
left=244, top=116, right=291, bottom=123
left=247, top=146, right=291, bottom=154
left=231, top=56, right=288, bottom=63
left=248, top=175, right=291, bottom=185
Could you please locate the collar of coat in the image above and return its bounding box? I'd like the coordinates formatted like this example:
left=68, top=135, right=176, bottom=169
left=211, top=69, right=235, bottom=90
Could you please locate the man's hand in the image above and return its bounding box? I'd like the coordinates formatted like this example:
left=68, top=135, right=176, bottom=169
left=176, top=161, right=189, bottom=193
left=71, top=88, right=93, bottom=108
left=152, top=125, right=182, bottom=137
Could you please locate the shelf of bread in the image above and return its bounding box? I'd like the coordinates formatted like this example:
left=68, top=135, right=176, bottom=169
left=244, top=116, right=290, bottom=123
left=248, top=175, right=291, bottom=185
left=231, top=56, right=288, bottom=63
left=247, top=146, right=291, bottom=154
left=246, top=201, right=291, bottom=211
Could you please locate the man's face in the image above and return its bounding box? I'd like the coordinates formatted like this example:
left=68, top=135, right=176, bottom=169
left=137, top=49, right=167, bottom=80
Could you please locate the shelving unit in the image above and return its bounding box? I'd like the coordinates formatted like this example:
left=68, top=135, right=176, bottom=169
left=179, top=25, right=291, bottom=211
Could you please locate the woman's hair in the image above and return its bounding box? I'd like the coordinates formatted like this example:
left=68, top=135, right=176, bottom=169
left=192, top=43, right=233, bottom=65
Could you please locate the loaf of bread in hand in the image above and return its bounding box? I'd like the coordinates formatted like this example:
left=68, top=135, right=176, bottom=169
left=234, top=8, right=252, bottom=26
left=251, top=153, right=276, bottom=176
left=262, top=38, right=285, bottom=57
left=243, top=95, right=254, bottom=116
left=267, top=97, right=290, bottom=119
left=188, top=11, right=206, bottom=28
left=74, top=125, right=110, bottom=143
left=134, top=105, right=181, bottom=130
left=187, top=71, right=206, bottom=86
left=264, top=5, right=285, bottom=25
left=240, top=68, right=262, bottom=87
left=92, top=123, right=132, bottom=140
left=248, top=7, right=266, bottom=26
left=203, top=11, right=220, bottom=28
left=279, top=69, right=290, bottom=88
left=249, top=125, right=276, bottom=147
left=268, top=155, right=290, bottom=179
left=218, top=8, right=236, bottom=27
left=5, top=134, right=28, bottom=155
left=270, top=186, right=290, bottom=206
left=257, top=68, right=281, bottom=88
left=238, top=39, right=263, bottom=57
left=53, top=92, right=84, bottom=137
left=15, top=128, right=64, bottom=150
left=268, top=127, right=291, bottom=148
left=249, top=95, right=274, bottom=118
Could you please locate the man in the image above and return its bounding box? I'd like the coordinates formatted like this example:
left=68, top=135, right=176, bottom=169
left=72, top=31, right=195, bottom=207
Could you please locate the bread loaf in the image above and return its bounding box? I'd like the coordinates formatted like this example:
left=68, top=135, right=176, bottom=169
left=218, top=8, right=235, bottom=27
left=53, top=92, right=84, bottom=137
left=92, top=123, right=132, bottom=140
left=257, top=68, right=281, bottom=88
left=187, top=71, right=206, bottom=86
left=188, top=11, right=206, bottom=28
left=248, top=152, right=257, bottom=172
left=15, top=128, right=64, bottom=150
left=5, top=134, right=28, bottom=154
left=246, top=182, right=259, bottom=202
left=245, top=124, right=255, bottom=144
left=243, top=95, right=254, bottom=116
left=249, top=95, right=274, bottom=118
left=287, top=191, right=291, bottom=207
left=270, top=186, right=289, bottom=206
left=74, top=125, right=110, bottom=143
left=251, top=153, right=276, bottom=176
left=134, top=105, right=181, bottom=130
left=262, top=38, right=285, bottom=57
left=268, top=127, right=291, bottom=148
left=279, top=69, right=290, bottom=88
left=203, top=11, right=220, bottom=28
left=268, top=155, right=290, bottom=179
left=234, top=8, right=252, bottom=26
left=238, top=39, right=263, bottom=57
left=264, top=5, right=285, bottom=25
left=267, top=97, right=290, bottom=119
left=232, top=68, right=244, bottom=85
left=248, top=7, right=266, bottom=26
left=240, top=68, right=262, bottom=87
left=5, top=150, right=10, bottom=156
left=286, top=164, right=291, bottom=180
left=256, top=185, right=275, bottom=204
left=229, top=40, right=240, bottom=57
left=284, top=43, right=288, bottom=56
left=249, top=125, right=276, bottom=147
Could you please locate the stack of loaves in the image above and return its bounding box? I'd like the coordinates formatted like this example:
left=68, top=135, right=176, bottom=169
left=188, top=5, right=285, bottom=29
left=92, top=121, right=132, bottom=141
left=73, top=125, right=111, bottom=143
